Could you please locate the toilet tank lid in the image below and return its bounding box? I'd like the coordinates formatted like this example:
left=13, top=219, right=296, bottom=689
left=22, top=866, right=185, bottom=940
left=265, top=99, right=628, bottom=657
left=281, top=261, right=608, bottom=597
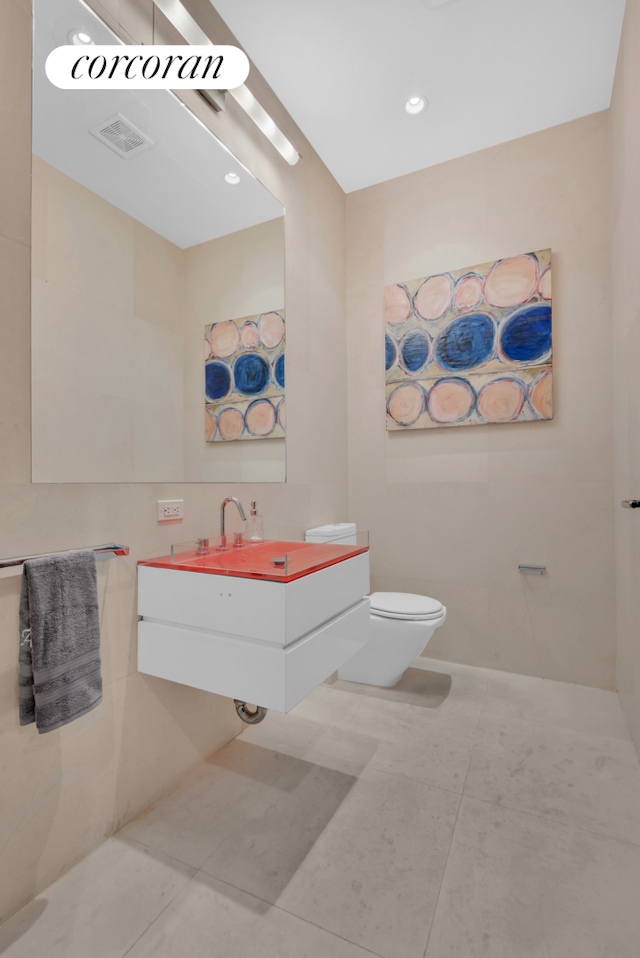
left=304, top=522, right=356, bottom=541
left=369, top=592, right=443, bottom=617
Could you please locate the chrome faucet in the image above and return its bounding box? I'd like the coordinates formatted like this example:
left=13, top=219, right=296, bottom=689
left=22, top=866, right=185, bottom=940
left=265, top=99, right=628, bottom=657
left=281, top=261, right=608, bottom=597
left=220, top=497, right=247, bottom=549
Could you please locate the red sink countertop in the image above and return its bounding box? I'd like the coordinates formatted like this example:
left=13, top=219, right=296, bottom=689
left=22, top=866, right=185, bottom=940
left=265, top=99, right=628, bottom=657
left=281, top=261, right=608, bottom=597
left=138, top=539, right=369, bottom=583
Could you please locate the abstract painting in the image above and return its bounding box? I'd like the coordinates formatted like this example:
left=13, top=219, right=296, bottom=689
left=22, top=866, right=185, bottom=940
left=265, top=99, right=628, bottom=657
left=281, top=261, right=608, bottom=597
left=385, top=250, right=552, bottom=430
left=205, top=310, right=285, bottom=442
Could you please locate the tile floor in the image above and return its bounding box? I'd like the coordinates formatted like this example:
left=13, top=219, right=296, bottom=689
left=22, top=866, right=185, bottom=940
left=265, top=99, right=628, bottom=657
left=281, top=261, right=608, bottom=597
left=2, top=658, right=640, bottom=957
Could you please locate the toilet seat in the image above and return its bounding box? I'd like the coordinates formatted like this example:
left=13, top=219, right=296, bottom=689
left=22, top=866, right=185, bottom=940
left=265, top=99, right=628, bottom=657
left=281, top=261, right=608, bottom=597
left=369, top=591, right=444, bottom=621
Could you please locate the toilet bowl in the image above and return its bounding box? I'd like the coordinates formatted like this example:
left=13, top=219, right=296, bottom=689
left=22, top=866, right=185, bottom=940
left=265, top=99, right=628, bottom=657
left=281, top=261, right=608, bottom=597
left=304, top=525, right=447, bottom=688
left=338, top=591, right=447, bottom=686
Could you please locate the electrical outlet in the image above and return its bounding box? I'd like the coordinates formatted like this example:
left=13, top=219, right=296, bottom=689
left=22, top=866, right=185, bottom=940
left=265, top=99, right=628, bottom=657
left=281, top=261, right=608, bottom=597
left=157, top=499, right=184, bottom=522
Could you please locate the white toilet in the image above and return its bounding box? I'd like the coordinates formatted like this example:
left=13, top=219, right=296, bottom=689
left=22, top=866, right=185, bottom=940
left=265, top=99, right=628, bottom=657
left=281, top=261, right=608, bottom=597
left=305, top=524, right=447, bottom=687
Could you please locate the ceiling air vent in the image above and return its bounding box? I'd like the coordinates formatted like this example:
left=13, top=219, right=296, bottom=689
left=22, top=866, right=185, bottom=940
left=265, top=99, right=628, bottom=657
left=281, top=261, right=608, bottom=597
left=90, top=114, right=154, bottom=158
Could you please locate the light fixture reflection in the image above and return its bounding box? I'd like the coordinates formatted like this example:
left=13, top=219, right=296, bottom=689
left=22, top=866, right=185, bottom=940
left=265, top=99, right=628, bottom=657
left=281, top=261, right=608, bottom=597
left=405, top=95, right=428, bottom=115
left=68, top=29, right=94, bottom=45
left=224, top=172, right=241, bottom=185
left=152, top=0, right=300, bottom=165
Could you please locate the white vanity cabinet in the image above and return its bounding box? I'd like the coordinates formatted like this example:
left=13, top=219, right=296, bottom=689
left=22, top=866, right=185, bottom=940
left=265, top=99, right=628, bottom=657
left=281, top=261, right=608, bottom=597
left=137, top=542, right=370, bottom=712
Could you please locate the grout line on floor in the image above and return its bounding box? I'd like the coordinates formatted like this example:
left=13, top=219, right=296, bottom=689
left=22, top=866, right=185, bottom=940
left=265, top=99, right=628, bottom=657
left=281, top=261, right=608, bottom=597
left=116, top=748, right=299, bottom=872
left=363, top=757, right=471, bottom=798
left=446, top=689, right=485, bottom=791
left=461, top=792, right=640, bottom=850
left=420, top=790, right=464, bottom=958
left=421, top=694, right=486, bottom=957
left=313, top=684, right=486, bottom=724
left=478, top=673, right=490, bottom=712
left=476, top=701, right=636, bottom=746
left=189, top=870, right=389, bottom=958
left=119, top=869, right=199, bottom=958
left=420, top=659, right=618, bottom=691
left=115, top=833, right=205, bottom=872
left=240, top=730, right=474, bottom=800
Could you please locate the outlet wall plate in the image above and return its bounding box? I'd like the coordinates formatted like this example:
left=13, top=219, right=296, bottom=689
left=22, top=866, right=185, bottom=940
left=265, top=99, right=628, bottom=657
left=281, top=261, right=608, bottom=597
left=157, top=499, right=184, bottom=522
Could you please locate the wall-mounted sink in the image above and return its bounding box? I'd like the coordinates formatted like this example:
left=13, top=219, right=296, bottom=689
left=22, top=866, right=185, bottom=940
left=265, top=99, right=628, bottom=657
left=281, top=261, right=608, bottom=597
left=140, top=537, right=367, bottom=582
left=137, top=538, right=370, bottom=713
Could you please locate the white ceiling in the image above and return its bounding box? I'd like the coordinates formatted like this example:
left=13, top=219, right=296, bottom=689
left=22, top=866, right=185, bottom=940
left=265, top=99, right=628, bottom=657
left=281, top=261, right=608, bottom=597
left=211, top=0, right=627, bottom=193
left=34, top=0, right=284, bottom=248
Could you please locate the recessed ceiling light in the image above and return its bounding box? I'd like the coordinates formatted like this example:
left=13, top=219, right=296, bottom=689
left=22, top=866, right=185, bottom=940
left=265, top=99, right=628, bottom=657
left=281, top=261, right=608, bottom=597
left=405, top=96, right=428, bottom=115
left=224, top=172, right=241, bottom=185
left=68, top=29, right=94, bottom=46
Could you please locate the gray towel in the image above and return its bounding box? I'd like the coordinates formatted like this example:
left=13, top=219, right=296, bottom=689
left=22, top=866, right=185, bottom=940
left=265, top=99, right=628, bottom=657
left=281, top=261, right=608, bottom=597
left=19, top=551, right=102, bottom=733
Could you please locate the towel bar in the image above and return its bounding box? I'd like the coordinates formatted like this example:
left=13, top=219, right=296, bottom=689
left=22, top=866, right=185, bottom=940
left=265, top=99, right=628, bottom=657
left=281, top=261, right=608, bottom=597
left=0, top=544, right=129, bottom=579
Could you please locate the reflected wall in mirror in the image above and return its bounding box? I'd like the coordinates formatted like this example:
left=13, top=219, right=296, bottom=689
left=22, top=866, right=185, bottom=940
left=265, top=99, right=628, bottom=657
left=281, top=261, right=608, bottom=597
left=31, top=0, right=286, bottom=482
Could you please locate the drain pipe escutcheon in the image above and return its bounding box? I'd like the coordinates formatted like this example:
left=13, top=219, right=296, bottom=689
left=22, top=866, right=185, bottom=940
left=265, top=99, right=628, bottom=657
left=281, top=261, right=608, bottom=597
left=234, top=700, right=268, bottom=724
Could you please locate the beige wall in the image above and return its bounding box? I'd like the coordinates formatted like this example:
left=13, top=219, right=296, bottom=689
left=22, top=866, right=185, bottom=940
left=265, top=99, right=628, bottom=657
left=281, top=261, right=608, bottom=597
left=0, top=0, right=348, bottom=924
left=347, top=112, right=615, bottom=689
left=32, top=158, right=186, bottom=483
left=611, top=0, right=640, bottom=751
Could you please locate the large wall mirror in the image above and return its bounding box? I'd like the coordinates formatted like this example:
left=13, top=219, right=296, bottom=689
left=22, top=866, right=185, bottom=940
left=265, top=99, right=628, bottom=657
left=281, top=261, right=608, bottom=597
left=32, top=0, right=286, bottom=482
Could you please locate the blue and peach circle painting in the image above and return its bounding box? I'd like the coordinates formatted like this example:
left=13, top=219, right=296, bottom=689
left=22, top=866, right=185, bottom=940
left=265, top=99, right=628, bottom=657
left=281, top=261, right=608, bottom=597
left=205, top=309, right=285, bottom=443
left=384, top=249, right=553, bottom=430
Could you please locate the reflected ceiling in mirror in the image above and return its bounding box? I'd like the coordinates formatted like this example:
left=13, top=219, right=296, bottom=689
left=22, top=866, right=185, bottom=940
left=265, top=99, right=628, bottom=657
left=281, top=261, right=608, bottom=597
left=31, top=0, right=286, bottom=483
